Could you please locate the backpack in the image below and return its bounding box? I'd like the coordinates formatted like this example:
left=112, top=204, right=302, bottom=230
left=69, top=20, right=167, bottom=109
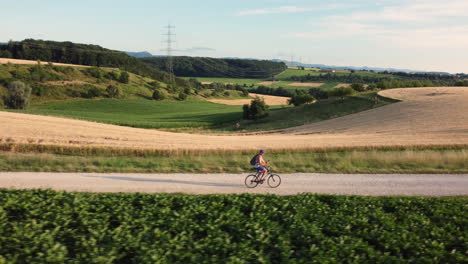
left=250, top=154, right=258, bottom=166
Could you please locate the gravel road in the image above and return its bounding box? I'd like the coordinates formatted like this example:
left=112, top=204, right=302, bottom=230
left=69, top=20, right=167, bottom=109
left=1, top=172, right=467, bottom=196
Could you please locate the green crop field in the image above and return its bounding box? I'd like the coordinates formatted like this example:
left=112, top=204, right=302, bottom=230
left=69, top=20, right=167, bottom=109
left=275, top=69, right=396, bottom=80
left=5, top=99, right=250, bottom=129
left=0, top=189, right=466, bottom=263
left=221, top=92, right=397, bottom=132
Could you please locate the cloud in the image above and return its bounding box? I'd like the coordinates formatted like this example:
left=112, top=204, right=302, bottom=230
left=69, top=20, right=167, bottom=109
left=238, top=6, right=311, bottom=16
left=287, top=0, right=468, bottom=48
left=237, top=4, right=349, bottom=16
left=174, top=46, right=216, bottom=53
left=336, top=0, right=468, bottom=23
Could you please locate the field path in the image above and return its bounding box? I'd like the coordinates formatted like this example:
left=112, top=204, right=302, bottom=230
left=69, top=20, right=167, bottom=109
left=1, top=87, right=468, bottom=150
left=0, top=58, right=89, bottom=67
left=207, top=93, right=289, bottom=105
left=0, top=172, right=467, bottom=196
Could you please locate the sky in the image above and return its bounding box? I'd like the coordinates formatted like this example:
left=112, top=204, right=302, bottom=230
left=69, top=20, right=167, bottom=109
left=1, top=0, right=468, bottom=73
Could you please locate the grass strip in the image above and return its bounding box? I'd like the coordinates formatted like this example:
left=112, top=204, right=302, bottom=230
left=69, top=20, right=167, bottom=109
left=1, top=146, right=467, bottom=173
left=0, top=189, right=466, bottom=263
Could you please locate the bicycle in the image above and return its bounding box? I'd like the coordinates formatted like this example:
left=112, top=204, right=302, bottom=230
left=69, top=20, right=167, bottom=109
left=245, top=166, right=281, bottom=188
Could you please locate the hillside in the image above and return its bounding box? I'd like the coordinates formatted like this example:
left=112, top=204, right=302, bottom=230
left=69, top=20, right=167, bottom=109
left=140, top=56, right=287, bottom=79
left=0, top=39, right=189, bottom=87
left=0, top=63, right=164, bottom=105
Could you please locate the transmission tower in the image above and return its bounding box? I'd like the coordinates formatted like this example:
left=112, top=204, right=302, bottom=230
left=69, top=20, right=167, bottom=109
left=162, top=23, right=176, bottom=87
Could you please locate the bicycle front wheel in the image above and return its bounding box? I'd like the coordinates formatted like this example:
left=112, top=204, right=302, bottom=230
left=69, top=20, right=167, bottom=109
left=245, top=174, right=259, bottom=188
left=267, top=174, right=281, bottom=188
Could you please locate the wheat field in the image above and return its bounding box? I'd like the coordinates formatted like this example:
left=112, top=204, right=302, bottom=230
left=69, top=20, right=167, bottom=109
left=0, top=87, right=467, bottom=151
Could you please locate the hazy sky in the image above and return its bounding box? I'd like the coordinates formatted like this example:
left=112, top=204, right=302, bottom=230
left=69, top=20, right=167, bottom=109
left=2, top=0, right=467, bottom=73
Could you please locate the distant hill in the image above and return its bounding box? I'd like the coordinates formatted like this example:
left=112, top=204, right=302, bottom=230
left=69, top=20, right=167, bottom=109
left=125, top=51, right=154, bottom=58
left=141, top=56, right=287, bottom=79
left=0, top=39, right=188, bottom=87
left=273, top=59, right=451, bottom=75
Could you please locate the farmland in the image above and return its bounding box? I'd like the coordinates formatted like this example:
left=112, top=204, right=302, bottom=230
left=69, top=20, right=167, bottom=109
left=4, top=97, right=289, bottom=129
left=1, top=87, right=468, bottom=151
left=0, top=189, right=466, bottom=263
left=8, top=99, right=243, bottom=129
left=182, top=68, right=400, bottom=93
left=225, top=92, right=396, bottom=132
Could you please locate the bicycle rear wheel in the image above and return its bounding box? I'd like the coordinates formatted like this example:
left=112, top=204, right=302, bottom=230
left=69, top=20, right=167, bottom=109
left=245, top=174, right=259, bottom=188
left=267, top=174, right=281, bottom=188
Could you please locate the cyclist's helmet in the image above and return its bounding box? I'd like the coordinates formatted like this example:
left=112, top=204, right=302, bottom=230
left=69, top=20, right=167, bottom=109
left=259, top=149, right=265, bottom=154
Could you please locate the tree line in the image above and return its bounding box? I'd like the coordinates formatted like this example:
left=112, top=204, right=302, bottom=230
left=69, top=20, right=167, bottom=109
left=287, top=71, right=468, bottom=88
left=140, top=56, right=287, bottom=79
left=0, top=39, right=190, bottom=88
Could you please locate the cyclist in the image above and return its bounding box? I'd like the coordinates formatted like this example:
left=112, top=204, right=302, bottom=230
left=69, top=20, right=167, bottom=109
left=254, top=150, right=269, bottom=182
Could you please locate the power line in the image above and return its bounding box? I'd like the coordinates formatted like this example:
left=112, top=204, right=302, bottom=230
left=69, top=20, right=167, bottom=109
left=161, top=24, right=176, bottom=86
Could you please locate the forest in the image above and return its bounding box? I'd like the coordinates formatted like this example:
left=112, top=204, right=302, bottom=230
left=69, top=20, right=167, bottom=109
left=140, top=56, right=287, bottom=78
left=0, top=39, right=187, bottom=86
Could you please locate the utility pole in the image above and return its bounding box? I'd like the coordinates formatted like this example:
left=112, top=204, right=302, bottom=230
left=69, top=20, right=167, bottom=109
left=162, top=23, right=176, bottom=88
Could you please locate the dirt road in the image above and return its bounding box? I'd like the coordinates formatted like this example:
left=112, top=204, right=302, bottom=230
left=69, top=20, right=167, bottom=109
left=1, top=172, right=466, bottom=196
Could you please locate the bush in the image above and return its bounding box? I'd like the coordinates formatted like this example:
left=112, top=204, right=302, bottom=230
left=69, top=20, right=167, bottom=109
left=105, top=71, right=119, bottom=81
left=242, top=89, right=249, bottom=97
left=118, top=71, right=130, bottom=84
left=308, top=88, right=328, bottom=100
left=367, top=83, right=378, bottom=90
left=3, top=81, right=32, bottom=109
left=53, top=66, right=75, bottom=74
left=178, top=92, right=188, bottom=101
left=351, top=82, right=366, bottom=92
left=149, top=81, right=161, bottom=89
left=152, top=90, right=166, bottom=100
left=329, top=87, right=355, bottom=101
left=31, top=84, right=49, bottom=96
left=106, top=85, right=120, bottom=98
left=242, top=96, right=269, bottom=120
left=288, top=93, right=315, bottom=106
left=85, top=67, right=104, bottom=79
left=454, top=80, right=468, bottom=86
left=80, top=85, right=103, bottom=98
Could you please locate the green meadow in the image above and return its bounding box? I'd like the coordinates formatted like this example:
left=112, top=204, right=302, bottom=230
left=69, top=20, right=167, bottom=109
left=7, top=99, right=249, bottom=129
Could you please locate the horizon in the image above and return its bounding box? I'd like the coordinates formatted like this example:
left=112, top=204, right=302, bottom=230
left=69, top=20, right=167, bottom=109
left=1, top=0, right=467, bottom=73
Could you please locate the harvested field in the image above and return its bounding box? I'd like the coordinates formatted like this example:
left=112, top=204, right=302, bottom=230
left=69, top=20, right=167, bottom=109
left=288, top=82, right=324, bottom=87
left=284, top=87, right=468, bottom=135
left=200, top=81, right=233, bottom=85
left=257, top=81, right=280, bottom=85
left=1, top=87, right=467, bottom=150
left=334, top=83, right=350, bottom=88
left=207, top=93, right=289, bottom=105
left=0, top=58, right=89, bottom=68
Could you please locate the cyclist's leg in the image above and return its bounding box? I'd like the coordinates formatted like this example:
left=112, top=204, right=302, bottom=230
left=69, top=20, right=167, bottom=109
left=260, top=167, right=267, bottom=180
left=255, top=168, right=261, bottom=182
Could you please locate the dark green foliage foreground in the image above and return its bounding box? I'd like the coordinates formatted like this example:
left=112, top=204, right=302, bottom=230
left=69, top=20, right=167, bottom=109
left=0, top=190, right=466, bottom=263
